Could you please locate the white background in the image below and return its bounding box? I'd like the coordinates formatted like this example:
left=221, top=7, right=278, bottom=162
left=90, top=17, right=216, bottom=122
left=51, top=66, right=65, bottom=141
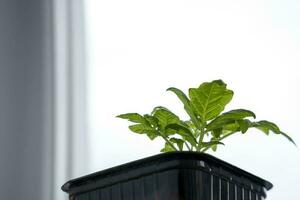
left=85, top=0, right=300, bottom=199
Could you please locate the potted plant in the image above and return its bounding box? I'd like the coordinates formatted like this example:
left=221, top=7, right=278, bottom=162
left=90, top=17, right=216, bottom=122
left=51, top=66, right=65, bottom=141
left=62, top=80, right=294, bottom=200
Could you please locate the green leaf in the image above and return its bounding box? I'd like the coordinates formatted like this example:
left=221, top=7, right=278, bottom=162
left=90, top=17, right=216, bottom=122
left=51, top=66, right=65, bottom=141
left=167, top=87, right=201, bottom=128
left=222, top=121, right=240, bottom=132
left=251, top=120, right=280, bottom=135
left=170, top=138, right=184, bottom=151
left=252, top=120, right=296, bottom=145
left=118, top=80, right=295, bottom=153
left=210, top=137, right=221, bottom=152
left=202, top=140, right=225, bottom=152
left=206, top=109, right=254, bottom=133
left=280, top=131, right=296, bottom=146
left=237, top=119, right=251, bottom=133
left=211, top=145, right=218, bottom=152
left=165, top=122, right=191, bottom=136
left=210, top=109, right=256, bottom=122
left=201, top=141, right=225, bottom=148
left=184, top=120, right=197, bottom=137
left=211, top=128, right=222, bottom=138
left=206, top=118, right=236, bottom=131
left=160, top=142, right=175, bottom=152
left=165, top=123, right=197, bottom=145
left=152, top=106, right=180, bottom=130
left=129, top=124, right=158, bottom=140
left=189, top=80, right=234, bottom=121
left=116, top=113, right=145, bottom=123
left=215, top=119, right=251, bottom=134
left=143, top=114, right=158, bottom=128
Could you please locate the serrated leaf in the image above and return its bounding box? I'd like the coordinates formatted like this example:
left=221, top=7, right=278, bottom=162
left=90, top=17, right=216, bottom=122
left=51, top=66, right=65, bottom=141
left=129, top=124, right=158, bottom=140
left=167, top=87, right=201, bottom=128
left=116, top=113, right=145, bottom=123
left=189, top=80, right=233, bottom=121
left=170, top=138, right=184, bottom=151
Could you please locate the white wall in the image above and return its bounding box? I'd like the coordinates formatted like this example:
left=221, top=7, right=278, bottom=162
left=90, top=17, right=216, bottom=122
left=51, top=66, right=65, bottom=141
left=85, top=0, right=300, bottom=199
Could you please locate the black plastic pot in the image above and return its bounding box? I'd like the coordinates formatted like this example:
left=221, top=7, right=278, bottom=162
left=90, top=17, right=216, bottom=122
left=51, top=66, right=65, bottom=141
left=62, top=152, right=272, bottom=200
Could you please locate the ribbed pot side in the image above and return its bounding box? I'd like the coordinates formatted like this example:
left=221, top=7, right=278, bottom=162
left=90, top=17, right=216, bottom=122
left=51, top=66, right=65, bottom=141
left=62, top=152, right=272, bottom=200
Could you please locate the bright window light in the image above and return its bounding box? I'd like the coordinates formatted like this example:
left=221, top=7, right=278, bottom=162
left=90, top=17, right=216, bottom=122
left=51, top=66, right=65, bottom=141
left=84, top=1, right=300, bottom=199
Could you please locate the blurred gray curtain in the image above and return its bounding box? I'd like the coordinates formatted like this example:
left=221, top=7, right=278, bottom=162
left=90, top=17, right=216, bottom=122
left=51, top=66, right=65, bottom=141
left=0, top=0, right=87, bottom=200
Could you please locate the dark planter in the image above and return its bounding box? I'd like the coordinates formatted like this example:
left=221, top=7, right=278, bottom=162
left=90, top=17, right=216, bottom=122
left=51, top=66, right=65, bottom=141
left=62, top=152, right=272, bottom=200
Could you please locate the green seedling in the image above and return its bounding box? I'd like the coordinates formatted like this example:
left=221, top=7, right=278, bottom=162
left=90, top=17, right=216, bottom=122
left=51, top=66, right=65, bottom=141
left=117, top=80, right=295, bottom=152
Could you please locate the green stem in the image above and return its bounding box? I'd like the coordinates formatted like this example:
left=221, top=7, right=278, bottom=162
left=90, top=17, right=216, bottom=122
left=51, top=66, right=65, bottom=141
left=201, top=131, right=237, bottom=152
left=197, top=123, right=206, bottom=151
left=157, top=131, right=178, bottom=151
left=184, top=142, right=191, bottom=151
left=164, top=136, right=178, bottom=151
left=198, top=133, right=204, bottom=151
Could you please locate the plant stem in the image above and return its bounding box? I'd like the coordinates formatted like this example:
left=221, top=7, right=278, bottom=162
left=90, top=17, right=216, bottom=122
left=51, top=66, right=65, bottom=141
left=184, top=142, right=191, bottom=151
left=157, top=131, right=178, bottom=151
left=164, top=136, right=178, bottom=151
left=201, top=131, right=237, bottom=152
left=197, top=123, right=206, bottom=151
left=197, top=134, right=204, bottom=151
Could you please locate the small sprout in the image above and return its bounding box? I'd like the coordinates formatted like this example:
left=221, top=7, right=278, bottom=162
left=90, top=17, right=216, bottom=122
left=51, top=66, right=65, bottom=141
left=117, top=80, right=295, bottom=153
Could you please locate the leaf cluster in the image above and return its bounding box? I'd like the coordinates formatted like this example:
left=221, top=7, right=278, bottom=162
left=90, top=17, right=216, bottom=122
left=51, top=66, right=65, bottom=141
left=117, top=80, right=295, bottom=152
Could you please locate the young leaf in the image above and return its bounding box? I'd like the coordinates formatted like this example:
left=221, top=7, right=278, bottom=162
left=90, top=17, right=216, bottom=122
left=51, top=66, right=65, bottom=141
left=211, top=128, right=222, bottom=138
left=251, top=120, right=296, bottom=145
left=280, top=131, right=296, bottom=145
left=165, top=122, right=192, bottom=136
left=167, top=87, right=201, bottom=127
left=143, top=114, right=158, bottom=128
left=200, top=140, right=225, bottom=152
left=160, top=142, right=175, bottom=152
left=207, top=110, right=253, bottom=133
left=237, top=119, right=251, bottom=133
left=210, top=109, right=256, bottom=122
left=118, top=79, right=295, bottom=153
left=129, top=124, right=158, bottom=140
left=152, top=106, right=180, bottom=130
left=165, top=123, right=197, bottom=146
left=116, top=113, right=146, bottom=123
left=189, top=80, right=234, bottom=121
left=170, top=138, right=184, bottom=151
left=206, top=118, right=236, bottom=131
left=211, top=145, right=218, bottom=152
left=201, top=141, right=225, bottom=148
left=252, top=120, right=280, bottom=135
left=210, top=137, right=220, bottom=152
